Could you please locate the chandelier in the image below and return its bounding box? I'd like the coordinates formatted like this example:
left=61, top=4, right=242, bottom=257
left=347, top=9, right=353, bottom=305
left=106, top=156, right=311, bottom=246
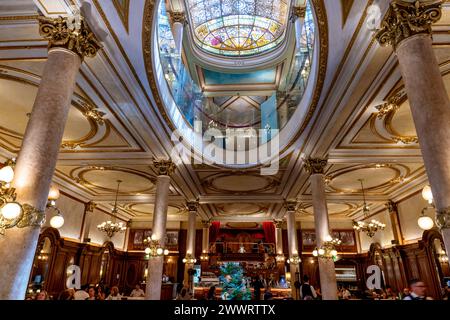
left=313, top=236, right=340, bottom=261
left=97, top=180, right=126, bottom=238
left=182, top=253, right=197, bottom=264
left=286, top=254, right=301, bottom=265
left=353, top=179, right=385, bottom=237
left=199, top=250, right=209, bottom=261
left=144, top=235, right=169, bottom=258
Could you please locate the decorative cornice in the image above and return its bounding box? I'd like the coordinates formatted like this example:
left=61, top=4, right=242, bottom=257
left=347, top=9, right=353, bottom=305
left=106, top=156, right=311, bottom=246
left=38, top=15, right=102, bottom=59
left=153, top=159, right=176, bottom=176
left=303, top=157, right=328, bottom=174
left=186, top=201, right=199, bottom=213
left=284, top=201, right=298, bottom=212
left=436, top=207, right=450, bottom=229
left=168, top=11, right=186, bottom=24
left=375, top=0, right=442, bottom=50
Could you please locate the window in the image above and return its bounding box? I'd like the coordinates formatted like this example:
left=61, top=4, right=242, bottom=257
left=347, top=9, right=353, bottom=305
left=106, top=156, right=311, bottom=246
left=186, top=0, right=290, bottom=56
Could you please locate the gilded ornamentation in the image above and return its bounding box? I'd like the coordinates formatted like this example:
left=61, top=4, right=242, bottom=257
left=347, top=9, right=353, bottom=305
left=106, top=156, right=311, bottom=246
left=284, top=201, right=298, bottom=212
left=273, top=219, right=284, bottom=228
left=81, top=101, right=106, bottom=125
left=375, top=0, right=442, bottom=50
left=392, top=136, right=419, bottom=144
left=292, top=6, right=307, bottom=19
left=436, top=208, right=450, bottom=229
left=376, top=91, right=403, bottom=119
left=169, top=11, right=186, bottom=24
left=201, top=219, right=211, bottom=228
left=86, top=201, right=96, bottom=212
left=303, top=157, right=328, bottom=174
left=187, top=201, right=199, bottom=212
left=386, top=200, right=397, bottom=213
left=61, top=142, right=83, bottom=150
left=16, top=204, right=45, bottom=228
left=38, top=15, right=102, bottom=59
left=153, top=159, right=176, bottom=176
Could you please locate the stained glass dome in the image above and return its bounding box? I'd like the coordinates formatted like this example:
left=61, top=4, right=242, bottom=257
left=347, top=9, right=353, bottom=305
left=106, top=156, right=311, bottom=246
left=186, top=0, right=290, bottom=56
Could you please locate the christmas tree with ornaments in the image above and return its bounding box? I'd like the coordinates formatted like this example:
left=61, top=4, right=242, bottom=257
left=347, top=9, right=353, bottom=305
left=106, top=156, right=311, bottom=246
left=219, top=262, right=251, bottom=300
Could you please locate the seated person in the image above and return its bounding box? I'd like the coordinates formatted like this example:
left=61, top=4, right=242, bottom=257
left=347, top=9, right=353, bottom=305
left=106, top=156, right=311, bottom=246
left=106, top=286, right=122, bottom=300
left=129, top=284, right=145, bottom=297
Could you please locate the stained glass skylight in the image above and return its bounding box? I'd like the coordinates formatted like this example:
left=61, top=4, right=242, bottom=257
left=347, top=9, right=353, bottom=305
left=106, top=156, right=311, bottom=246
left=186, top=0, right=290, bottom=56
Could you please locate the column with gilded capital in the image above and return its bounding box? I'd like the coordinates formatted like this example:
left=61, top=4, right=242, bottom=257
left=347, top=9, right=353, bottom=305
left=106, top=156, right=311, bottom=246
left=146, top=159, right=176, bottom=300
left=0, top=15, right=101, bottom=300
left=169, top=11, right=186, bottom=54
left=292, top=6, right=306, bottom=49
left=200, top=220, right=211, bottom=269
left=386, top=201, right=403, bottom=245
left=376, top=0, right=450, bottom=254
left=80, top=201, right=96, bottom=243
left=184, top=201, right=198, bottom=290
left=285, top=201, right=300, bottom=300
left=304, top=158, right=338, bottom=300
left=273, top=219, right=286, bottom=277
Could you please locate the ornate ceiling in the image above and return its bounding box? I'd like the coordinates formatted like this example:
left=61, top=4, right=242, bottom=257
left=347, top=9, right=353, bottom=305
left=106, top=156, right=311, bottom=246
left=0, top=0, right=449, bottom=225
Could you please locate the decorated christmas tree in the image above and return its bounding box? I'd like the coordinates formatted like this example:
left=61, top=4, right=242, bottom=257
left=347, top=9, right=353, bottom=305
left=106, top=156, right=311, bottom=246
left=219, top=262, right=251, bottom=300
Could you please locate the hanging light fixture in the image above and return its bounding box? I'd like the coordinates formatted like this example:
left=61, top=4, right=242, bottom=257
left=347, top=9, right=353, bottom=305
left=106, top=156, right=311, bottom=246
left=418, top=184, right=435, bottom=230
left=97, top=180, right=126, bottom=238
left=353, top=179, right=386, bottom=237
left=144, top=234, right=169, bottom=258
left=47, top=183, right=64, bottom=229
left=312, top=235, right=340, bottom=261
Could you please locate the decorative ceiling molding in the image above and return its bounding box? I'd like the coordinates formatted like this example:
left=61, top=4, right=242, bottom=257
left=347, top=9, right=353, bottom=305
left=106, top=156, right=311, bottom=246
left=112, top=0, right=130, bottom=33
left=341, top=0, right=355, bottom=27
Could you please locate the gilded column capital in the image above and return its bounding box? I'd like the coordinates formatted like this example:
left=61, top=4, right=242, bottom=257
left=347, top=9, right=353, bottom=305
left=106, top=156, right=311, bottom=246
left=284, top=201, right=298, bottom=212
left=303, top=157, right=328, bottom=174
left=85, top=201, right=96, bottom=212
left=386, top=200, right=398, bottom=213
left=169, top=11, right=186, bottom=24
left=38, top=15, right=102, bottom=59
left=153, top=159, right=176, bottom=176
left=436, top=207, right=450, bottom=229
left=186, top=201, right=199, bottom=213
left=292, top=6, right=306, bottom=19
left=375, top=0, right=442, bottom=50
left=273, top=219, right=284, bottom=229
left=201, top=220, right=211, bottom=228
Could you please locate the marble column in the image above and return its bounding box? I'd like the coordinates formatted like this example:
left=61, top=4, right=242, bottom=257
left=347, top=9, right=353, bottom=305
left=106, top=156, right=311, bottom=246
left=146, top=159, right=176, bottom=300
left=293, top=6, right=306, bottom=49
left=285, top=201, right=300, bottom=300
left=80, top=201, right=96, bottom=243
left=386, top=201, right=403, bottom=245
left=304, top=158, right=338, bottom=300
left=0, top=15, right=100, bottom=300
left=169, top=11, right=185, bottom=54
left=274, top=219, right=286, bottom=276
left=201, top=220, right=210, bottom=255
left=376, top=1, right=450, bottom=254
left=184, top=201, right=198, bottom=291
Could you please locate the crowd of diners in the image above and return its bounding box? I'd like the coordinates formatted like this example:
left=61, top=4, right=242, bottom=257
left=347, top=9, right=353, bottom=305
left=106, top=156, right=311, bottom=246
left=26, top=278, right=450, bottom=301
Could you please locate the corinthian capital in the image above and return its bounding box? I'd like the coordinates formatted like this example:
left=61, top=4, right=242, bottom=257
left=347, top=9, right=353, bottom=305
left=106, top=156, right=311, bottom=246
left=436, top=207, right=450, bottom=229
left=169, top=11, right=186, bottom=24
left=375, top=0, right=442, bottom=50
left=284, top=201, right=298, bottom=212
left=186, top=201, right=199, bottom=213
left=303, top=157, right=328, bottom=174
left=153, top=159, right=176, bottom=176
left=38, top=15, right=102, bottom=59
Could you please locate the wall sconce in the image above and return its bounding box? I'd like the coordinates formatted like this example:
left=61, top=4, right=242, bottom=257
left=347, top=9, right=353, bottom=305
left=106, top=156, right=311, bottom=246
left=418, top=185, right=435, bottom=230
left=275, top=254, right=286, bottom=262
left=144, top=235, right=169, bottom=258
left=48, top=184, right=64, bottom=229
left=182, top=253, right=197, bottom=264
left=0, top=158, right=45, bottom=235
